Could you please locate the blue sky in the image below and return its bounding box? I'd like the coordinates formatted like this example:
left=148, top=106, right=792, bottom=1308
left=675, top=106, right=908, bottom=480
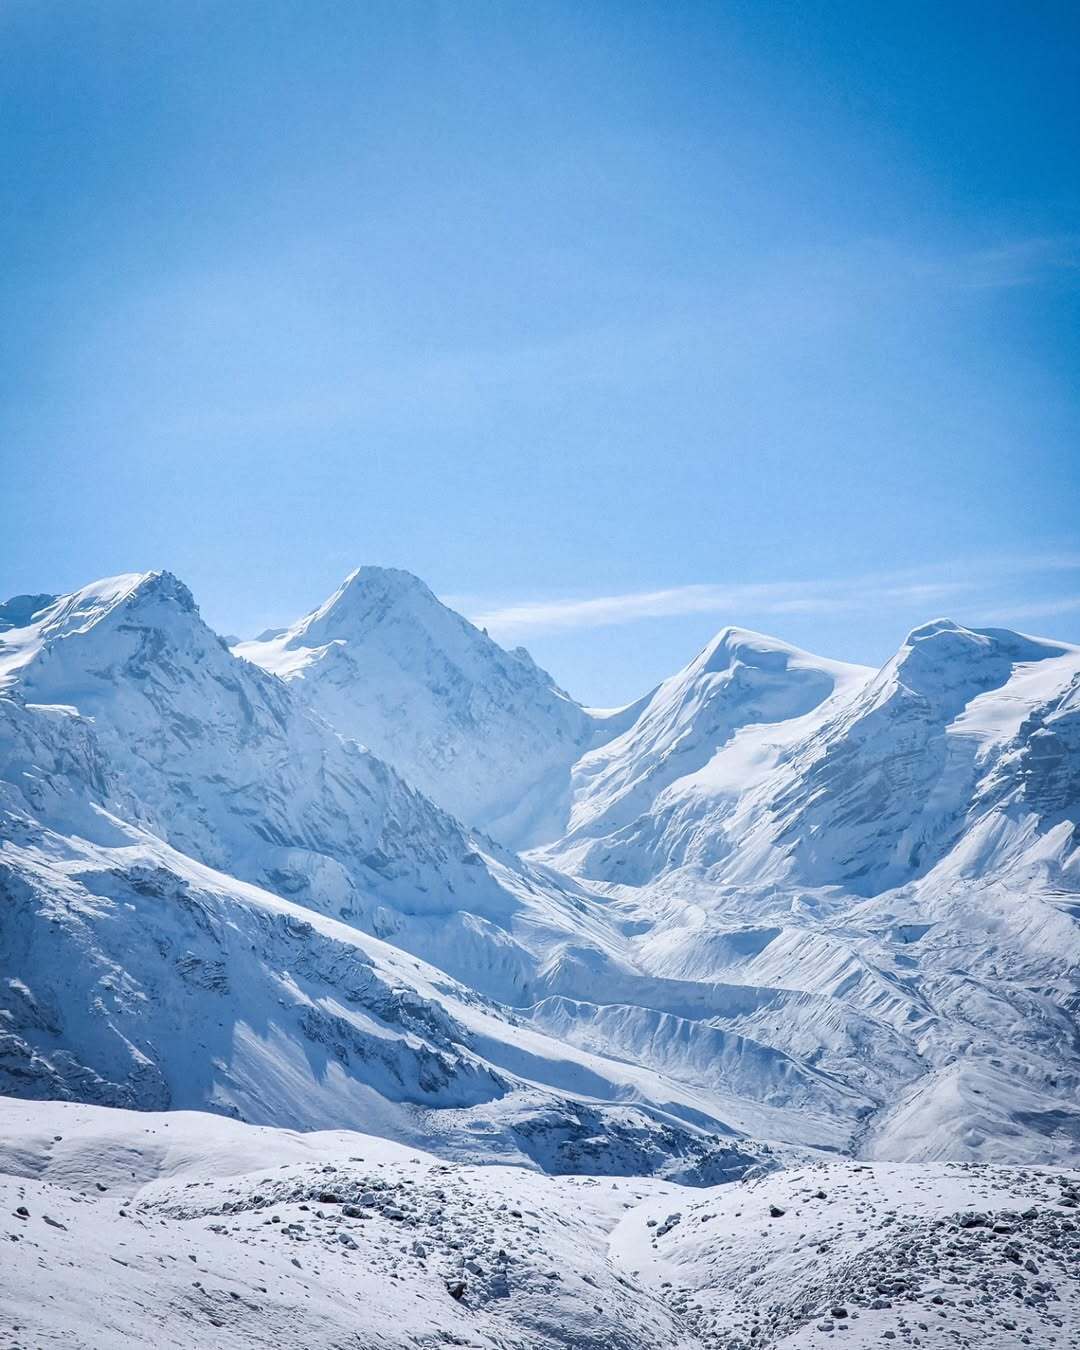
left=2, top=1, right=1078, bottom=704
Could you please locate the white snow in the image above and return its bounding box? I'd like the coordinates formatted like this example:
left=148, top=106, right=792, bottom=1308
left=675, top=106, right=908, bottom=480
left=2, top=567, right=1080, bottom=1342
left=1, top=1099, right=1077, bottom=1348
left=234, top=566, right=603, bottom=848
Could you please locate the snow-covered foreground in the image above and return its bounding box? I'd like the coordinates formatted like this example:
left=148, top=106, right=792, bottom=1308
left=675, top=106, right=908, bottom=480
left=1, top=1099, right=1078, bottom=1349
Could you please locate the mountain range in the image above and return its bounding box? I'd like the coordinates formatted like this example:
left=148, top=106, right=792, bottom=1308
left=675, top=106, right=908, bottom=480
left=1, top=564, right=1079, bottom=1343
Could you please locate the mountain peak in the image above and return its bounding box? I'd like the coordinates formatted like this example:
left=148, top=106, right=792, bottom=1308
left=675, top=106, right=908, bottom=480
left=120, top=569, right=196, bottom=611
left=890, top=619, right=1068, bottom=693
left=341, top=564, right=426, bottom=591
left=696, top=625, right=805, bottom=675
left=236, top=566, right=594, bottom=844
left=44, top=570, right=194, bottom=622
left=690, top=625, right=870, bottom=688
left=0, top=570, right=199, bottom=688
left=904, top=616, right=965, bottom=642
left=339, top=564, right=434, bottom=599
left=290, top=566, right=440, bottom=647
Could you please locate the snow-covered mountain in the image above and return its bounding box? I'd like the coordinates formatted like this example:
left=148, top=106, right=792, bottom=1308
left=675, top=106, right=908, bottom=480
left=716, top=618, right=1080, bottom=893
left=0, top=573, right=513, bottom=920
left=538, top=626, right=873, bottom=883
left=2, top=566, right=1080, bottom=1211
left=0, top=573, right=820, bottom=1170
left=235, top=567, right=602, bottom=847
left=535, top=617, right=1080, bottom=894
left=531, top=617, right=1080, bottom=1165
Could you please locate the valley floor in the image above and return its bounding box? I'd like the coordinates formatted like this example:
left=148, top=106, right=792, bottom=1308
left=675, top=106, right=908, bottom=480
left=1, top=1099, right=1077, bottom=1349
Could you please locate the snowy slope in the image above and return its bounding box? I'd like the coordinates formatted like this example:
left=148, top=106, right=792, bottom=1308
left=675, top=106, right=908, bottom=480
left=0, top=669, right=791, bottom=1171
left=0, top=1097, right=694, bottom=1350
left=530, top=617, right=1080, bottom=1166
left=0, top=776, right=783, bottom=1177
left=537, top=618, right=1080, bottom=894
left=610, top=1152, right=1080, bottom=1348
left=235, top=567, right=600, bottom=847
left=0, top=573, right=508, bottom=921
left=711, top=619, right=1080, bottom=894
left=0, top=575, right=638, bottom=1007
left=3, top=569, right=1080, bottom=1182
left=0, top=643, right=876, bottom=1157
left=1, top=1099, right=1078, bottom=1349
left=538, top=626, right=872, bottom=883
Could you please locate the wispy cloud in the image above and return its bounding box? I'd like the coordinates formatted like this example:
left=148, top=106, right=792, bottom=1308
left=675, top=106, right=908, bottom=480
left=466, top=555, right=1080, bottom=638
left=468, top=576, right=964, bottom=636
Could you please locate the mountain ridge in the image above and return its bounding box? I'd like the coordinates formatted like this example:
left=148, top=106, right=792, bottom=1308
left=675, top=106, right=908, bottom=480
left=2, top=564, right=1079, bottom=1179
left=234, top=565, right=604, bottom=849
